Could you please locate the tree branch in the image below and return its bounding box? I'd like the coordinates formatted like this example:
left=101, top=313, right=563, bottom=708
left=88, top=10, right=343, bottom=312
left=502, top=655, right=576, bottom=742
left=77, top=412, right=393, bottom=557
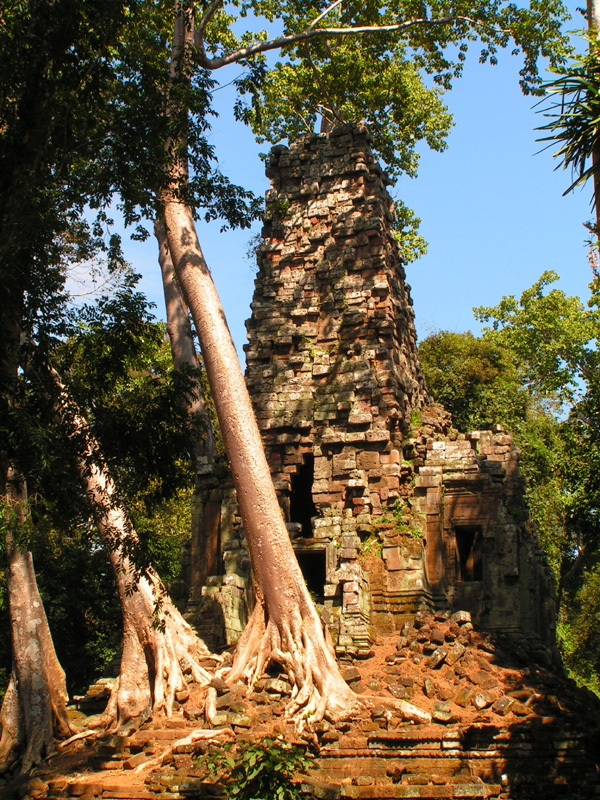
left=198, top=0, right=223, bottom=34
left=198, top=14, right=476, bottom=70
left=303, top=41, right=343, bottom=125
left=307, top=0, right=345, bottom=32
left=194, top=0, right=223, bottom=60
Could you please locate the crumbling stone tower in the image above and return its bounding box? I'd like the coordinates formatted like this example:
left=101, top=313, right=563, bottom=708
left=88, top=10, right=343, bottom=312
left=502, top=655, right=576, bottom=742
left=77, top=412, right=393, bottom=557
left=243, top=124, right=429, bottom=654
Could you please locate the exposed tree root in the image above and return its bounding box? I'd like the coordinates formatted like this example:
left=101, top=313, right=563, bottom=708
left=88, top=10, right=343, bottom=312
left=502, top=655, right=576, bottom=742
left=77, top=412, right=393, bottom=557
left=355, top=695, right=431, bottom=725
left=0, top=674, right=22, bottom=772
left=223, top=597, right=358, bottom=730
left=58, top=730, right=96, bottom=749
left=92, top=561, right=218, bottom=733
left=222, top=596, right=431, bottom=729
left=133, top=727, right=233, bottom=775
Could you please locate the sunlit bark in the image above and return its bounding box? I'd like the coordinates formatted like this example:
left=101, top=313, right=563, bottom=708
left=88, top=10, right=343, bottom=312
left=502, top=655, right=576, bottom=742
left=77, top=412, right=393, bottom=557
left=0, top=468, right=73, bottom=773
left=51, top=371, right=217, bottom=731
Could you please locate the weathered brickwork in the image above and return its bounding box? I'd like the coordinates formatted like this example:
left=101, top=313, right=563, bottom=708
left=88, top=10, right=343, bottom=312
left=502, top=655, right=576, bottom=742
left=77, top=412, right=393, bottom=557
left=188, top=123, right=555, bottom=662
left=404, top=407, right=556, bottom=660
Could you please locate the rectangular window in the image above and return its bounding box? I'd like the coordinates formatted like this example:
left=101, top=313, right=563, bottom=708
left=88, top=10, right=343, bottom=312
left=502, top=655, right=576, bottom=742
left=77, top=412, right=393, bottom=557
left=454, top=526, right=483, bottom=582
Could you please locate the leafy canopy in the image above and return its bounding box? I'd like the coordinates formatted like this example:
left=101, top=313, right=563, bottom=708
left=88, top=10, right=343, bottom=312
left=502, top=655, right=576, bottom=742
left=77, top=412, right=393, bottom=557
left=474, top=270, right=597, bottom=407
left=215, top=0, right=572, bottom=176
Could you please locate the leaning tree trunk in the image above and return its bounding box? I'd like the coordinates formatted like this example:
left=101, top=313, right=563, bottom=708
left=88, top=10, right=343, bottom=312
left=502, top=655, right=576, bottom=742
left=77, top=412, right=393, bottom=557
left=155, top=215, right=215, bottom=457
left=162, top=197, right=430, bottom=728
left=158, top=0, right=430, bottom=728
left=0, top=467, right=74, bottom=774
left=161, top=3, right=354, bottom=713
left=51, top=372, right=217, bottom=731
left=162, top=198, right=360, bottom=725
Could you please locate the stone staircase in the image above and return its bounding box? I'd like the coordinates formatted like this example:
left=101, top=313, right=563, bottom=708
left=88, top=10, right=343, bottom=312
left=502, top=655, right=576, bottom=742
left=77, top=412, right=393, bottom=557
left=26, top=715, right=600, bottom=800
left=313, top=720, right=600, bottom=799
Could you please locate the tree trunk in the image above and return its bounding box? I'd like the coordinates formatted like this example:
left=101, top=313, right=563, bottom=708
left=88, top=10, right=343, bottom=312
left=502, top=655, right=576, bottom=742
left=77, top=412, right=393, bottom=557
left=155, top=216, right=220, bottom=592
left=161, top=196, right=430, bottom=727
left=162, top=2, right=353, bottom=709
left=155, top=215, right=215, bottom=459
left=158, top=0, right=430, bottom=728
left=0, top=313, right=73, bottom=773
left=51, top=372, right=217, bottom=731
left=0, top=468, right=74, bottom=774
left=162, top=199, right=361, bottom=725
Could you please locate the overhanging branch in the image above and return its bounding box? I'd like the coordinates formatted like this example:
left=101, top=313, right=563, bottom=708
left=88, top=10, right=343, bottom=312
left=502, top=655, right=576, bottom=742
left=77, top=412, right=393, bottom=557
left=197, top=14, right=479, bottom=70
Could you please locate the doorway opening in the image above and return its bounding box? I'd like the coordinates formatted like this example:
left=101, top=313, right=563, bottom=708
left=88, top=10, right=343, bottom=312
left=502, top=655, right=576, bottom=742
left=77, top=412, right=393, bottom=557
left=290, top=454, right=318, bottom=537
left=455, top=526, right=483, bottom=582
left=295, top=549, right=327, bottom=604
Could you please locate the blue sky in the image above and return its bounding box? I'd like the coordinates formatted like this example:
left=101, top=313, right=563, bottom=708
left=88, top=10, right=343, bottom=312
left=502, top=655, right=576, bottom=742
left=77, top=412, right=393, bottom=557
left=127, top=1, right=594, bottom=361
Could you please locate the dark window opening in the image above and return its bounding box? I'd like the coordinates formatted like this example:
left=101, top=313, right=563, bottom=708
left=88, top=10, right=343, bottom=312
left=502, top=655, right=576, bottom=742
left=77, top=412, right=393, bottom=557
left=455, top=526, right=483, bottom=582
left=290, top=454, right=317, bottom=537
left=295, top=549, right=326, bottom=604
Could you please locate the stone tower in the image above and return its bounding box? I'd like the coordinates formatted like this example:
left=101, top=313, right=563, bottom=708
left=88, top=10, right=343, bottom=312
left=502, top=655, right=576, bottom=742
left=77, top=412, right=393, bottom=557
left=242, top=124, right=429, bottom=655
left=190, top=123, right=556, bottom=663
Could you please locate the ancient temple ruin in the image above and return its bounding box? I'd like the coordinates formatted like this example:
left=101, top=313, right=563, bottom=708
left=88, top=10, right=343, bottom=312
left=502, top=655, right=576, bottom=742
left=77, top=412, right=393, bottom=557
left=187, top=123, right=556, bottom=663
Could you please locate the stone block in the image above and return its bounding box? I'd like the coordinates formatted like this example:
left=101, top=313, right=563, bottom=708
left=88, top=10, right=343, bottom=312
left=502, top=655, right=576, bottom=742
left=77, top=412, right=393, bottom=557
left=432, top=700, right=453, bottom=723
left=428, top=647, right=448, bottom=669
left=313, top=457, right=332, bottom=479
left=344, top=430, right=366, bottom=443
left=382, top=546, right=403, bottom=571
left=454, top=687, right=474, bottom=708
left=415, top=474, right=441, bottom=488
left=358, top=451, right=381, bottom=470
left=366, top=430, right=390, bottom=442
left=333, top=452, right=356, bottom=471
left=445, top=643, right=466, bottom=666
left=451, top=610, right=472, bottom=625
left=492, top=695, right=514, bottom=716
left=348, top=411, right=373, bottom=425
left=382, top=463, right=400, bottom=476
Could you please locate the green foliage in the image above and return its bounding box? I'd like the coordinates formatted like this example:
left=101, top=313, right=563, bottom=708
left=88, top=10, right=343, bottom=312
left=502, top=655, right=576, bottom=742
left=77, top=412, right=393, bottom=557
left=537, top=35, right=600, bottom=216
left=1, top=279, right=198, bottom=693
left=408, top=408, right=422, bottom=434
left=50, top=278, right=202, bottom=507
left=474, top=270, right=596, bottom=407
left=394, top=201, right=428, bottom=263
left=419, top=330, right=526, bottom=432
left=28, top=526, right=122, bottom=695
left=229, top=0, right=570, bottom=257
left=558, top=557, right=600, bottom=697
left=239, top=42, right=452, bottom=179
left=372, top=499, right=420, bottom=540
left=131, top=487, right=192, bottom=582
left=359, top=532, right=383, bottom=557
left=202, top=739, right=312, bottom=800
